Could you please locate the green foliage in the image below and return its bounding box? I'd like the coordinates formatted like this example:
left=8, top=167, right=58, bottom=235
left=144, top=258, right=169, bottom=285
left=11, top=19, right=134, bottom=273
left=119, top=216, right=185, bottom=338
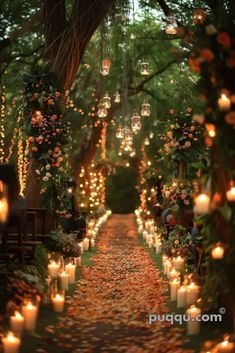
left=106, top=167, right=140, bottom=213
left=45, top=230, right=82, bottom=258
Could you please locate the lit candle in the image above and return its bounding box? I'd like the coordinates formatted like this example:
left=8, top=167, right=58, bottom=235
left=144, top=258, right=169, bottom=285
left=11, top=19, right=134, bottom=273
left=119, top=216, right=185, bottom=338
left=59, top=271, right=69, bottom=291
left=163, top=259, right=171, bottom=275
left=216, top=340, right=235, bottom=353
left=52, top=293, right=65, bottom=313
left=186, top=282, right=200, bottom=306
left=170, top=278, right=180, bottom=301
left=48, top=261, right=60, bottom=278
left=194, top=193, right=210, bottom=214
left=211, top=243, right=225, bottom=260
left=2, top=332, right=21, bottom=353
left=10, top=312, right=24, bottom=336
left=90, top=239, right=95, bottom=248
left=155, top=241, right=162, bottom=254
left=65, top=262, right=76, bottom=284
left=79, top=241, right=84, bottom=254
left=173, top=256, right=185, bottom=272
left=162, top=255, right=168, bottom=267
left=177, top=286, right=187, bottom=308
left=83, top=237, right=89, bottom=251
left=0, top=197, right=9, bottom=223
left=226, top=187, right=235, bottom=202
left=169, top=268, right=180, bottom=281
left=187, top=305, right=201, bottom=335
left=218, top=93, right=231, bottom=111
left=22, top=302, right=38, bottom=331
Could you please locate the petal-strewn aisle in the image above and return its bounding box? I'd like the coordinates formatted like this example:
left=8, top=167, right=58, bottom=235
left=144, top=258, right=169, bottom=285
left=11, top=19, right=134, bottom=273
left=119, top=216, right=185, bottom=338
left=38, top=214, right=193, bottom=353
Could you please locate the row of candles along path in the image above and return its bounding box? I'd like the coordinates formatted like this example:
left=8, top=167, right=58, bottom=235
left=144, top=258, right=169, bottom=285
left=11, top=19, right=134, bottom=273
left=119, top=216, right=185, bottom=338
left=135, top=211, right=235, bottom=353
left=0, top=211, right=111, bottom=353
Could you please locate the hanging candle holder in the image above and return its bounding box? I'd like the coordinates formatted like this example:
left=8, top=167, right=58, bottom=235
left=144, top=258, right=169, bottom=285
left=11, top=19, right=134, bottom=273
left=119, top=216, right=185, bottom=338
left=192, top=9, right=206, bottom=24
left=141, top=100, right=151, bottom=117
left=102, top=92, right=111, bottom=109
left=124, top=127, right=133, bottom=141
left=131, top=111, right=142, bottom=132
left=116, top=127, right=124, bottom=139
left=100, top=58, right=111, bottom=76
left=165, top=15, right=178, bottom=35
left=140, top=60, right=150, bottom=76
left=113, top=91, right=121, bottom=103
left=97, top=100, right=108, bottom=118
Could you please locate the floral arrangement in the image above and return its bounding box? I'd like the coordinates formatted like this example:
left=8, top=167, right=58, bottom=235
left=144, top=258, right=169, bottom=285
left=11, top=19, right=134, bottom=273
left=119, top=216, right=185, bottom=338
left=7, top=268, right=45, bottom=304
left=162, top=179, right=193, bottom=212
left=23, top=72, right=73, bottom=218
left=158, top=108, right=204, bottom=166
left=45, top=230, right=82, bottom=258
left=162, top=225, right=191, bottom=255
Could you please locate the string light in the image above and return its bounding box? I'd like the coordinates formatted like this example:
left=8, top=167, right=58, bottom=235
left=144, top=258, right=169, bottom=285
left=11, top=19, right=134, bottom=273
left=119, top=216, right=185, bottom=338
left=0, top=85, right=6, bottom=163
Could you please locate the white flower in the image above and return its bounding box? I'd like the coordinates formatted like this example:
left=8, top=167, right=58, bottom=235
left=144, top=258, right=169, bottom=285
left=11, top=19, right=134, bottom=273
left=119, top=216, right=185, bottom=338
left=46, top=173, right=52, bottom=177
left=46, top=165, right=51, bottom=170
left=42, top=176, right=49, bottom=182
left=35, top=169, right=40, bottom=175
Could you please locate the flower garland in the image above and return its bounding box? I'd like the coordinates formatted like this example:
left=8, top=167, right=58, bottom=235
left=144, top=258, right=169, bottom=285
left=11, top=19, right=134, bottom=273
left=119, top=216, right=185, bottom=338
left=162, top=179, right=193, bottom=213
left=23, top=72, right=73, bottom=218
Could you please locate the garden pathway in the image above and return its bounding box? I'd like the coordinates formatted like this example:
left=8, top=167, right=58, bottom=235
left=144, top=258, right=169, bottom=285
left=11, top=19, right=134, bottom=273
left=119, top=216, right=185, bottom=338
left=36, top=214, right=193, bottom=353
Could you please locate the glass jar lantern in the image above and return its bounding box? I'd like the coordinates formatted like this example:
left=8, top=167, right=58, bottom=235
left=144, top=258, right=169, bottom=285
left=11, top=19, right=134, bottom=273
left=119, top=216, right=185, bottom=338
left=140, top=60, right=150, bottom=76
left=165, top=15, right=178, bottom=35
left=113, top=91, right=121, bottom=103
left=116, top=127, right=124, bottom=139
left=102, top=92, right=111, bottom=109
left=141, top=100, right=151, bottom=117
left=131, top=111, right=142, bottom=131
left=97, top=100, right=108, bottom=118
left=100, top=58, right=111, bottom=75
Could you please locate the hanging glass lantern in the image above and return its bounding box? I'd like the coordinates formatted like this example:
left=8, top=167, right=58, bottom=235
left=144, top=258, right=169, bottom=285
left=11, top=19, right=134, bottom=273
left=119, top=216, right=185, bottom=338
left=165, top=15, right=178, bottom=35
left=116, top=127, right=124, bottom=139
left=141, top=100, right=151, bottom=117
left=113, top=91, right=121, bottom=103
left=100, top=58, right=111, bottom=76
left=140, top=60, right=150, bottom=76
left=124, top=127, right=133, bottom=141
left=102, top=92, right=111, bottom=109
left=192, top=9, right=206, bottom=24
left=97, top=100, right=107, bottom=118
left=131, top=111, right=142, bottom=132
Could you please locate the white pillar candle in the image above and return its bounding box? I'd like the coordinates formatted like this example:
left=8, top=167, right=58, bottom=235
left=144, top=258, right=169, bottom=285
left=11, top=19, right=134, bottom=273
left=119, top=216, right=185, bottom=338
left=173, top=256, right=185, bottom=272
left=2, top=333, right=21, bottom=353
left=65, top=263, right=76, bottom=284
left=164, top=260, right=171, bottom=275
left=216, top=340, right=235, bottom=353
left=90, top=239, right=95, bottom=248
left=186, top=283, right=200, bottom=306
left=177, top=286, right=187, bottom=308
left=218, top=93, right=231, bottom=111
left=187, top=305, right=201, bottom=335
left=52, top=294, right=65, bottom=312
left=166, top=262, right=173, bottom=278
left=162, top=255, right=168, bottom=266
left=59, top=271, right=69, bottom=291
left=76, top=256, right=82, bottom=267
left=48, top=261, right=60, bottom=278
left=194, top=193, right=210, bottom=214
left=83, top=237, right=89, bottom=251
left=169, top=269, right=180, bottom=284
left=226, top=187, right=235, bottom=202
left=155, top=243, right=162, bottom=254
left=79, top=242, right=84, bottom=254
left=170, top=279, right=180, bottom=301
left=148, top=240, right=153, bottom=248
left=10, top=312, right=24, bottom=336
left=143, top=230, right=147, bottom=239
left=22, top=302, right=38, bottom=331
